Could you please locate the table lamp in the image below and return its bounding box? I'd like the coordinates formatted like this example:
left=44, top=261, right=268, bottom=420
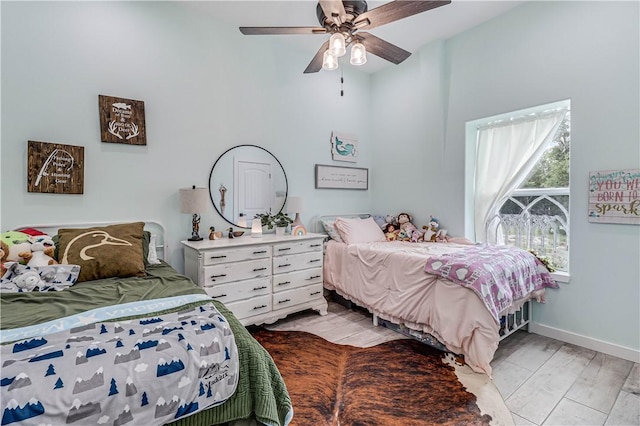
left=180, top=185, right=209, bottom=241
left=286, top=196, right=304, bottom=228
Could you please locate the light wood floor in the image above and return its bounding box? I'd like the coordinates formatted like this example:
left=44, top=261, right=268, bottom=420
left=268, top=300, right=640, bottom=426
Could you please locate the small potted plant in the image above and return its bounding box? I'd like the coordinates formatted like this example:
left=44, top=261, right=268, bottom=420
left=254, top=211, right=293, bottom=235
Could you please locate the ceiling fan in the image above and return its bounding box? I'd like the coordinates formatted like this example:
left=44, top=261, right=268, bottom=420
left=239, top=0, right=451, bottom=73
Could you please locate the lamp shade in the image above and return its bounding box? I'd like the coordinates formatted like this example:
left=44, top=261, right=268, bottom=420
left=322, top=50, right=338, bottom=71
left=350, top=42, right=367, bottom=66
left=286, top=196, right=304, bottom=214
left=329, top=33, right=346, bottom=57
left=180, top=187, right=209, bottom=214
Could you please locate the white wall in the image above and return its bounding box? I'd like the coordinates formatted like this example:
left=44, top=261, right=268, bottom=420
left=0, top=1, right=374, bottom=270
left=369, top=1, right=640, bottom=358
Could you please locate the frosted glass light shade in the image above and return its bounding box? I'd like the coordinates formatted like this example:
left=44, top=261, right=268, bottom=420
left=322, top=50, right=338, bottom=71
left=251, top=219, right=263, bottom=238
left=329, top=33, right=346, bottom=57
left=350, top=42, right=367, bottom=66
left=238, top=215, right=247, bottom=228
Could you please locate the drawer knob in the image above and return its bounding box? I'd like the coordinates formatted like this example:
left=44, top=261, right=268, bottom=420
left=310, top=291, right=321, bottom=296
left=253, top=304, right=267, bottom=310
left=307, top=275, right=321, bottom=280
left=253, top=286, right=267, bottom=291
left=210, top=255, right=227, bottom=259
left=253, top=250, right=267, bottom=254
left=309, top=259, right=321, bottom=263
left=253, top=267, right=267, bottom=271
left=278, top=247, right=291, bottom=251
left=278, top=263, right=291, bottom=268
left=310, top=244, right=322, bottom=247
left=278, top=299, right=291, bottom=304
left=211, top=293, right=227, bottom=298
left=277, top=281, right=291, bottom=286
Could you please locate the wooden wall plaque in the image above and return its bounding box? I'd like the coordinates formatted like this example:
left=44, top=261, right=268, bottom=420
left=27, top=141, right=84, bottom=194
left=99, top=95, right=146, bottom=145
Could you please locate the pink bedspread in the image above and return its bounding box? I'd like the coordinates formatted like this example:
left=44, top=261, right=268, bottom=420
left=323, top=240, right=551, bottom=376
left=424, top=244, right=558, bottom=322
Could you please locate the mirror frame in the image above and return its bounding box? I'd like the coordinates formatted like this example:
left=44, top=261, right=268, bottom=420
left=208, top=144, right=288, bottom=228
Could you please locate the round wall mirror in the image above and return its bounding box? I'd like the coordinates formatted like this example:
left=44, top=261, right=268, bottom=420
left=209, top=145, right=288, bottom=228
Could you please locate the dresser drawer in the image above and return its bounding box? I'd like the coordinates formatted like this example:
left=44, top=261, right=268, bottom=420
left=225, top=294, right=272, bottom=320
left=202, top=246, right=271, bottom=266
left=272, top=267, right=322, bottom=291
left=272, top=240, right=323, bottom=256
left=273, top=283, right=325, bottom=311
left=203, top=258, right=271, bottom=285
left=272, top=251, right=323, bottom=274
left=203, top=277, right=271, bottom=304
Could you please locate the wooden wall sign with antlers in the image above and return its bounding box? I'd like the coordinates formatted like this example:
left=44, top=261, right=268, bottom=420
left=98, top=95, right=146, bottom=145
left=27, top=140, right=84, bottom=194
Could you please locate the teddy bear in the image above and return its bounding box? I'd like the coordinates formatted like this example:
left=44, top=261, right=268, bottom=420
left=397, top=213, right=419, bottom=241
left=0, top=241, right=8, bottom=276
left=18, top=235, right=58, bottom=267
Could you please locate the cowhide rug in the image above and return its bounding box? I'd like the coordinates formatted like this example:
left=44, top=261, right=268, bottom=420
left=252, top=329, right=508, bottom=426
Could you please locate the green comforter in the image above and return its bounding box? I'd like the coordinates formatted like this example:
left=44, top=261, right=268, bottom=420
left=1, top=263, right=292, bottom=426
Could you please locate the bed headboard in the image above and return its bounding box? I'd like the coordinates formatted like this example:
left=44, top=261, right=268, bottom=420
left=12, top=221, right=168, bottom=261
left=311, top=214, right=372, bottom=234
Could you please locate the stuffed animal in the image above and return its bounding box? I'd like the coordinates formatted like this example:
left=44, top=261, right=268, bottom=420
left=1, top=231, right=31, bottom=263
left=422, top=217, right=440, bottom=242
left=11, top=269, right=44, bottom=292
left=18, top=235, right=58, bottom=267
left=0, top=241, right=8, bottom=276
left=397, top=213, right=419, bottom=239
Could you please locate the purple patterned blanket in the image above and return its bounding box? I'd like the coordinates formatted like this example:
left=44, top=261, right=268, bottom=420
left=424, top=244, right=558, bottom=322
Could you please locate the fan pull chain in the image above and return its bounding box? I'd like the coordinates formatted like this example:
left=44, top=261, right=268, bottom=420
left=340, top=68, right=344, bottom=97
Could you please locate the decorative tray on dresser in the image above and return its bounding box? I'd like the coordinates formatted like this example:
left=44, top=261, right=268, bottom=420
left=182, top=233, right=328, bottom=326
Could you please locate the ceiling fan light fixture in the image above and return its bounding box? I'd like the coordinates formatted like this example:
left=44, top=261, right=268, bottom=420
left=322, top=49, right=339, bottom=70
left=350, top=42, right=367, bottom=66
left=328, top=32, right=346, bottom=57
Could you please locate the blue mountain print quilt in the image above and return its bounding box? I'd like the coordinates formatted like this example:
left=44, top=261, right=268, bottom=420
left=1, top=299, right=239, bottom=425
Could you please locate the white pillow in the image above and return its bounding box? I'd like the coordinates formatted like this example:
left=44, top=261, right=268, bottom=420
left=334, top=217, right=386, bottom=244
left=148, top=234, right=161, bottom=265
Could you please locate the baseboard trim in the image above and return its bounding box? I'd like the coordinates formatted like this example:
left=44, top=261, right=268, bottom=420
left=529, top=322, right=640, bottom=363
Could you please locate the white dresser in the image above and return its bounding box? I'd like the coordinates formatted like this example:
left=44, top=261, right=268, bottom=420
left=182, top=233, right=328, bottom=326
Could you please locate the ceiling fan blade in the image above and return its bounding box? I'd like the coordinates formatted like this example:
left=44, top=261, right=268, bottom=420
left=304, top=40, right=330, bottom=74
left=239, top=27, right=327, bottom=35
left=358, top=32, right=411, bottom=65
left=318, top=0, right=347, bottom=26
left=354, top=0, right=451, bottom=30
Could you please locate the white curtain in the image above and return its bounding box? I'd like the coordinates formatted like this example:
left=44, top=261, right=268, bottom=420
left=473, top=109, right=567, bottom=243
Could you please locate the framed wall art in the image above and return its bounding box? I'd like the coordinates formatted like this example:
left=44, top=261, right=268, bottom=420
left=98, top=95, right=146, bottom=145
left=27, top=140, right=84, bottom=194
left=331, top=131, right=358, bottom=163
left=588, top=169, right=640, bottom=224
left=315, top=164, right=368, bottom=190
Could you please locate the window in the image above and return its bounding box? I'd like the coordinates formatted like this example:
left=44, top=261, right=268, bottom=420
left=465, top=100, right=570, bottom=275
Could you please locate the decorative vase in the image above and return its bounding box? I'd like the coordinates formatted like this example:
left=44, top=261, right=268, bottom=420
left=275, top=226, right=286, bottom=236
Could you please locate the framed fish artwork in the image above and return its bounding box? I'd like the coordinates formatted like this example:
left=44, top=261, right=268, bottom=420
left=331, top=131, right=358, bottom=163
left=98, top=95, right=147, bottom=145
